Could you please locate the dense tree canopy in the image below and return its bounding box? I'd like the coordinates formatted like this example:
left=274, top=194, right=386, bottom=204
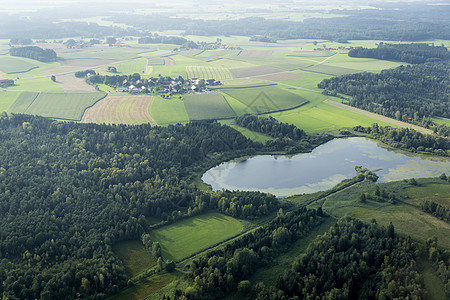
left=9, top=46, right=57, bottom=62
left=318, top=62, right=450, bottom=123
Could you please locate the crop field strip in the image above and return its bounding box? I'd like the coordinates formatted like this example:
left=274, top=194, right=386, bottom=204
left=0, top=92, right=21, bottom=112
left=220, top=85, right=309, bottom=114
left=81, top=94, right=157, bottom=125
left=183, top=92, right=236, bottom=121
left=149, top=96, right=190, bottom=125
left=186, top=66, right=233, bottom=80
left=10, top=92, right=107, bottom=121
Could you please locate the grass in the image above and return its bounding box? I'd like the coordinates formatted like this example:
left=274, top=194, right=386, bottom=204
left=322, top=180, right=450, bottom=249
left=220, top=85, right=308, bottom=114
left=7, top=92, right=39, bottom=113
left=273, top=102, right=397, bottom=133
left=186, top=66, right=233, bottom=80
left=14, top=92, right=106, bottom=120
left=219, top=119, right=274, bottom=144
left=304, top=64, right=359, bottom=76
left=107, top=272, right=178, bottom=300
left=0, top=91, right=21, bottom=112
left=405, top=182, right=450, bottom=207
left=250, top=218, right=335, bottom=286
left=112, top=240, right=156, bottom=277
left=432, top=117, right=450, bottom=126
left=183, top=92, right=236, bottom=121
left=149, top=95, right=189, bottom=125
left=230, top=65, right=284, bottom=78
left=4, top=77, right=64, bottom=93
left=118, top=58, right=149, bottom=74
left=419, top=258, right=447, bottom=300
left=0, top=57, right=38, bottom=74
left=151, top=212, right=243, bottom=261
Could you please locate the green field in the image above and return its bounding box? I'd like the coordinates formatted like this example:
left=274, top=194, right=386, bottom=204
left=7, top=92, right=39, bottom=113
left=12, top=92, right=106, bottom=120
left=186, top=66, right=233, bottom=80
left=118, top=58, right=148, bottom=74
left=219, top=119, right=274, bottom=144
left=183, top=92, right=236, bottom=120
left=147, top=57, right=165, bottom=65
left=112, top=240, right=156, bottom=277
left=221, top=85, right=308, bottom=114
left=151, top=212, right=243, bottom=261
left=230, top=65, right=284, bottom=78
left=322, top=180, right=450, bottom=249
left=304, top=64, right=359, bottom=76
left=405, top=183, right=450, bottom=207
left=0, top=91, right=21, bottom=112
left=149, top=96, right=189, bottom=125
left=0, top=57, right=38, bottom=74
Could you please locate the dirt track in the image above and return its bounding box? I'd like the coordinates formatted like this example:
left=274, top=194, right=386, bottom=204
left=325, top=100, right=433, bottom=135
left=82, top=94, right=157, bottom=126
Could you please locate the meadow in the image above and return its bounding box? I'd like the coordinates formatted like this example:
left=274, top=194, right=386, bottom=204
left=0, top=57, right=38, bottom=74
left=183, top=92, right=236, bottom=120
left=112, top=240, right=156, bottom=277
left=149, top=96, right=189, bottom=125
left=186, top=66, right=233, bottom=80
left=150, top=212, right=243, bottom=261
left=220, top=85, right=308, bottom=114
left=0, top=91, right=21, bottom=112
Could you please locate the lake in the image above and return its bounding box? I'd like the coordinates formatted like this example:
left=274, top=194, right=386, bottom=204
left=202, top=137, right=450, bottom=197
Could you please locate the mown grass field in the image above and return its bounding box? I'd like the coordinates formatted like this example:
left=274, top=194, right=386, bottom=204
left=149, top=96, right=189, bottom=125
left=112, top=240, right=156, bottom=277
left=151, top=212, right=243, bottom=261
left=0, top=91, right=21, bottom=112
left=186, top=66, right=233, bottom=80
left=0, top=57, right=38, bottom=74
left=405, top=182, right=450, bottom=207
left=221, top=85, right=308, bottom=114
left=183, top=92, right=236, bottom=120
left=12, top=92, right=107, bottom=120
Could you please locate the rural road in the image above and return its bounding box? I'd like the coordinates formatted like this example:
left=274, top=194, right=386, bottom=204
left=325, top=100, right=434, bottom=135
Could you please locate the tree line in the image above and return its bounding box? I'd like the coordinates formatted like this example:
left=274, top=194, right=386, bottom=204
left=420, top=200, right=450, bottom=223
left=353, top=124, right=449, bottom=156
left=9, top=46, right=57, bottom=62
left=318, top=62, right=450, bottom=127
left=348, top=43, right=450, bottom=64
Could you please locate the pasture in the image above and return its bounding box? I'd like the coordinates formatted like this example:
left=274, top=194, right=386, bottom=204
left=220, top=85, right=308, bottom=114
left=150, top=212, right=243, bottom=261
left=219, top=119, right=274, bottom=144
left=405, top=182, right=450, bottom=207
left=82, top=94, right=157, bottom=125
left=186, top=66, right=233, bottom=80
left=230, top=65, right=284, bottom=78
left=149, top=96, right=189, bottom=125
left=10, top=92, right=106, bottom=120
left=118, top=58, right=148, bottom=74
left=112, top=240, right=156, bottom=277
left=0, top=57, right=38, bottom=74
left=183, top=92, right=236, bottom=120
left=0, top=91, right=20, bottom=112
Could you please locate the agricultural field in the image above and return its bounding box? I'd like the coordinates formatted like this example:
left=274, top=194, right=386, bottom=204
left=186, top=66, right=233, bottom=80
left=118, top=58, right=149, bottom=74
left=183, top=92, right=236, bottom=121
left=0, top=91, right=21, bottom=112
left=230, top=65, right=284, bottom=78
left=9, top=92, right=106, bottom=120
left=0, top=57, right=39, bottom=74
left=220, top=85, right=308, bottom=114
left=82, top=94, right=157, bottom=125
left=112, top=240, right=156, bottom=277
left=149, top=96, right=189, bottom=125
left=220, top=119, right=274, bottom=144
left=150, top=212, right=243, bottom=261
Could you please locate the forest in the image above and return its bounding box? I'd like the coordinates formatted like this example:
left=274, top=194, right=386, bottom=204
left=318, top=62, right=450, bottom=124
left=348, top=43, right=450, bottom=64
left=353, top=124, right=450, bottom=156
left=9, top=46, right=57, bottom=62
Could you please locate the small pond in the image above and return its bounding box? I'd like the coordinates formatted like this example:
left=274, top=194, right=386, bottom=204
left=202, top=137, right=450, bottom=197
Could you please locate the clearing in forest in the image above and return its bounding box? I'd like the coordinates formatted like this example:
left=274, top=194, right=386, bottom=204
left=112, top=240, right=156, bottom=277
left=82, top=94, right=157, bottom=125
left=150, top=212, right=243, bottom=261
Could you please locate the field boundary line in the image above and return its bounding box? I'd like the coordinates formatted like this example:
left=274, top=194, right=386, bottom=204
left=79, top=92, right=108, bottom=122
left=316, top=51, right=339, bottom=65
left=23, top=92, right=40, bottom=114
left=324, top=100, right=434, bottom=134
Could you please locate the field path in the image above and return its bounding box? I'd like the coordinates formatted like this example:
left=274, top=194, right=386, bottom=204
left=325, top=100, right=433, bottom=134
left=82, top=94, right=157, bottom=126
left=316, top=51, right=338, bottom=65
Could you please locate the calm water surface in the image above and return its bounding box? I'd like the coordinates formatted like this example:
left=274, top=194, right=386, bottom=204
left=202, top=137, right=450, bottom=197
